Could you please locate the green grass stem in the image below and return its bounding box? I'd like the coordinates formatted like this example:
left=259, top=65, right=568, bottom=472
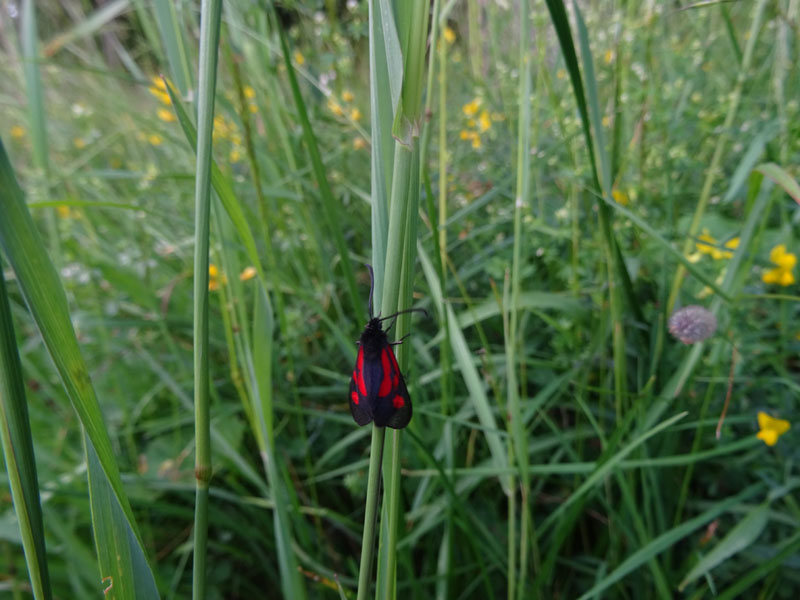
left=190, top=0, right=222, bottom=596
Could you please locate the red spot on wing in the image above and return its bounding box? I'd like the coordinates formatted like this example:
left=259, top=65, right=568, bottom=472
left=392, top=395, right=405, bottom=408
left=379, top=349, right=392, bottom=397
left=350, top=390, right=359, bottom=405
left=355, top=348, right=367, bottom=395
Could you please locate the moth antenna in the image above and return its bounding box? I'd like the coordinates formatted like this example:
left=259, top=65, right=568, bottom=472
left=366, top=264, right=375, bottom=319
left=378, top=307, right=428, bottom=322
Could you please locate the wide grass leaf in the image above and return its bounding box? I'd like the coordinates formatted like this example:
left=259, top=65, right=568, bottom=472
left=0, top=271, right=52, bottom=599
left=678, top=501, right=770, bottom=591
left=0, top=139, right=158, bottom=598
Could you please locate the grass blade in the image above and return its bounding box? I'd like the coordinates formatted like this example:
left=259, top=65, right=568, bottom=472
left=0, top=141, right=157, bottom=593
left=576, top=483, right=764, bottom=600
left=276, top=22, right=364, bottom=319
left=152, top=0, right=194, bottom=96
left=190, top=0, right=222, bottom=597
left=43, top=0, right=130, bottom=57
left=678, top=501, right=770, bottom=591
left=0, top=270, right=52, bottom=599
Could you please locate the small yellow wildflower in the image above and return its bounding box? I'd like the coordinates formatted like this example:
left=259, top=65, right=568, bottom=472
left=556, top=69, right=566, bottom=80
left=462, top=98, right=481, bottom=117
left=353, top=137, right=367, bottom=150
left=602, top=115, right=611, bottom=128
left=695, top=229, right=736, bottom=260
left=244, top=85, right=256, bottom=99
left=11, top=125, right=25, bottom=139
left=604, top=49, right=614, bottom=64
left=56, top=205, right=72, bottom=218
left=342, top=90, right=354, bottom=103
left=73, top=137, right=87, bottom=149
left=478, top=110, right=490, bottom=133
left=762, top=244, right=796, bottom=286
left=230, top=148, right=242, bottom=163
left=328, top=100, right=344, bottom=117
left=721, top=237, right=739, bottom=258
left=350, top=108, right=362, bottom=122
left=467, top=118, right=476, bottom=128
left=248, top=103, right=258, bottom=113
left=209, top=264, right=219, bottom=278
left=756, top=411, right=790, bottom=446
left=148, top=78, right=172, bottom=105
left=294, top=50, right=305, bottom=65
left=459, top=130, right=470, bottom=141
left=208, top=278, right=220, bottom=291
left=148, top=134, right=163, bottom=146
left=157, top=108, right=176, bottom=122
left=240, top=266, right=257, bottom=281
left=443, top=27, right=456, bottom=44
left=612, top=188, right=629, bottom=206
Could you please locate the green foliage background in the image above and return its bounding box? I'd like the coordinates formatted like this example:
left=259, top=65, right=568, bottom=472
left=1, top=0, right=799, bottom=598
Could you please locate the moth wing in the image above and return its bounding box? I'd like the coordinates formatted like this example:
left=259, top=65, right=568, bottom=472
left=349, top=347, right=373, bottom=426
left=372, top=346, right=412, bottom=429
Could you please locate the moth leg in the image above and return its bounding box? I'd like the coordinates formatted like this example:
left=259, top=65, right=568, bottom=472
left=389, top=333, right=410, bottom=346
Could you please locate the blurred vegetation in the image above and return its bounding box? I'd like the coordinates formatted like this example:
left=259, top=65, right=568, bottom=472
left=1, top=0, right=800, bottom=598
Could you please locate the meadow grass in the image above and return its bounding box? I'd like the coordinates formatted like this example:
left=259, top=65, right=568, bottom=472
left=1, top=1, right=800, bottom=598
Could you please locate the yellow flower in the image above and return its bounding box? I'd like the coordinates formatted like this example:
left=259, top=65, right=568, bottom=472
left=604, top=49, right=614, bottom=64
left=328, top=100, right=344, bottom=117
left=443, top=27, right=456, bottom=44
left=157, top=108, right=176, bottom=122
left=209, top=264, right=219, bottom=278
left=294, top=50, right=305, bottom=65
left=248, top=103, right=258, bottom=113
left=756, top=411, right=790, bottom=446
left=243, top=85, right=256, bottom=99
left=147, top=134, right=163, bottom=146
left=478, top=110, right=490, bottom=132
left=11, top=125, right=25, bottom=139
left=353, top=137, right=367, bottom=150
left=148, top=78, right=172, bottom=105
left=471, top=133, right=481, bottom=149
left=462, top=98, right=481, bottom=117
left=762, top=244, right=796, bottom=286
left=230, top=148, right=242, bottom=163
left=770, top=244, right=796, bottom=269
left=602, top=115, right=611, bottom=128
left=721, top=237, right=739, bottom=259
left=695, top=229, right=735, bottom=260
left=612, top=188, right=629, bottom=206
left=239, top=266, right=257, bottom=281
left=350, top=108, right=361, bottom=122
left=208, top=278, right=220, bottom=291
left=459, top=130, right=470, bottom=140
left=56, top=205, right=72, bottom=218
left=556, top=69, right=566, bottom=80
left=342, top=90, right=354, bottom=103
left=73, top=137, right=87, bottom=149
left=467, top=118, right=476, bottom=128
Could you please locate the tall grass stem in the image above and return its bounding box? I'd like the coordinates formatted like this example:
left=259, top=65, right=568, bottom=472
left=191, top=0, right=222, bottom=596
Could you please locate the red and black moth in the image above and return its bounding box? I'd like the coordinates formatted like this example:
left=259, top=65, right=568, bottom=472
left=349, top=267, right=425, bottom=429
